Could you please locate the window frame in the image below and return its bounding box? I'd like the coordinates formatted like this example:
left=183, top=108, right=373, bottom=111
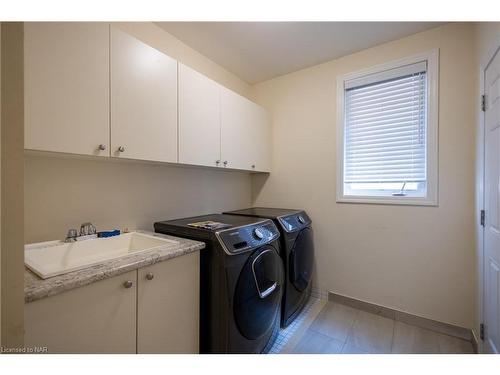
left=336, top=49, right=439, bottom=206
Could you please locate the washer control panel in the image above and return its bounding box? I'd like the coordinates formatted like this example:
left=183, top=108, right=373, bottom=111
left=278, top=211, right=311, bottom=233
left=216, top=220, right=280, bottom=255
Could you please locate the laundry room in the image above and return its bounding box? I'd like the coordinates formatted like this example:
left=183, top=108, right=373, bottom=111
left=1, top=1, right=500, bottom=373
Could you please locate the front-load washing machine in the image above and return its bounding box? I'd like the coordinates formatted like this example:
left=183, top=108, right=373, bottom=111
left=154, top=214, right=283, bottom=354
left=224, top=208, right=314, bottom=327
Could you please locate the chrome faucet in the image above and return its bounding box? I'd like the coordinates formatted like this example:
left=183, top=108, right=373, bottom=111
left=64, top=222, right=97, bottom=242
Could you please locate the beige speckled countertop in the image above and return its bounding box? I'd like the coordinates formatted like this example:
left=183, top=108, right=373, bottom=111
left=24, top=230, right=205, bottom=303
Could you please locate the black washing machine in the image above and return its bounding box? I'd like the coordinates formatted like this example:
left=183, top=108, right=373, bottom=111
left=224, top=208, right=314, bottom=328
left=154, top=214, right=284, bottom=354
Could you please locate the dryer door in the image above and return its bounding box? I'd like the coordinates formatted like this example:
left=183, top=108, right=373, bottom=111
left=233, top=246, right=284, bottom=340
left=289, top=227, right=314, bottom=292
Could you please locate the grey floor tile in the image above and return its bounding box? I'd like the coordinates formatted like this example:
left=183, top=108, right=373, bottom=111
left=291, top=328, right=344, bottom=354
left=276, top=297, right=475, bottom=355
left=309, top=302, right=358, bottom=341
left=345, top=310, right=394, bottom=353
left=391, top=321, right=441, bottom=354
left=437, top=334, right=474, bottom=354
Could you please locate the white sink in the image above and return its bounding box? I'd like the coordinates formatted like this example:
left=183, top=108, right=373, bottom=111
left=25, top=232, right=179, bottom=279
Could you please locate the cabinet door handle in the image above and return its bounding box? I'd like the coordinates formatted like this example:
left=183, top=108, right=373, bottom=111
left=223, top=161, right=228, bottom=166
left=98, top=144, right=106, bottom=151
left=251, top=164, right=255, bottom=169
left=215, top=160, right=220, bottom=166
left=145, top=272, right=154, bottom=281
left=118, top=146, right=125, bottom=153
left=123, top=280, right=133, bottom=289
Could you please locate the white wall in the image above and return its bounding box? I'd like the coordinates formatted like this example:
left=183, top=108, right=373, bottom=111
left=25, top=155, right=252, bottom=243
left=251, top=23, right=476, bottom=328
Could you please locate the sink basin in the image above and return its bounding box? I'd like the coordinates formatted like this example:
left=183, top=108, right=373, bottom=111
left=25, top=232, right=179, bottom=279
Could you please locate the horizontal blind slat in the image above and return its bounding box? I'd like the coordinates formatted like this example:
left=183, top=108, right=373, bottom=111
left=347, top=111, right=425, bottom=127
left=347, top=128, right=424, bottom=142
left=345, top=153, right=426, bottom=163
left=346, top=135, right=425, bottom=149
left=345, top=61, right=427, bottom=89
left=347, top=119, right=422, bottom=134
left=347, top=79, right=425, bottom=101
left=345, top=146, right=425, bottom=157
left=347, top=88, right=425, bottom=108
left=347, top=99, right=424, bottom=118
left=346, top=74, right=421, bottom=94
left=347, top=101, right=424, bottom=120
left=348, top=124, right=423, bottom=138
left=346, top=81, right=425, bottom=104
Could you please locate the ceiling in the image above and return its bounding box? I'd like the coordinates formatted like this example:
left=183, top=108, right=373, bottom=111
left=156, top=22, right=446, bottom=84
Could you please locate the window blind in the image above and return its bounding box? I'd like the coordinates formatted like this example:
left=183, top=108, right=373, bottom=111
left=344, top=62, right=427, bottom=184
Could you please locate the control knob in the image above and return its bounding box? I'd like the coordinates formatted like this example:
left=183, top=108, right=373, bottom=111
left=298, top=215, right=305, bottom=224
left=253, top=227, right=264, bottom=240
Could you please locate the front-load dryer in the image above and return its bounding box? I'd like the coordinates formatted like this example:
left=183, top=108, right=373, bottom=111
left=224, top=208, right=314, bottom=328
left=154, top=214, right=283, bottom=354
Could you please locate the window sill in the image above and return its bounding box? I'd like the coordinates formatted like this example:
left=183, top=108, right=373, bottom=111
left=336, top=196, right=438, bottom=207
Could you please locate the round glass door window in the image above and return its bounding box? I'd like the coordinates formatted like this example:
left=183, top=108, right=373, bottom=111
left=233, top=246, right=284, bottom=340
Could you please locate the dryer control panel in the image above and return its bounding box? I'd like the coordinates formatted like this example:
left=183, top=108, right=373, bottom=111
left=277, top=211, right=311, bottom=233
left=216, top=220, right=280, bottom=255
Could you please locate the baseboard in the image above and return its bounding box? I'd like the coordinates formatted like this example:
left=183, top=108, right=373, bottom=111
left=328, top=291, right=472, bottom=342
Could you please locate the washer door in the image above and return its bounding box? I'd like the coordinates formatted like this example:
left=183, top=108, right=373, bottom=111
left=289, top=227, right=314, bottom=292
left=233, top=246, right=284, bottom=340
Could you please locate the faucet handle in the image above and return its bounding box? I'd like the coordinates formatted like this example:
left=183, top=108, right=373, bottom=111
left=80, top=222, right=96, bottom=236
left=65, top=229, right=78, bottom=242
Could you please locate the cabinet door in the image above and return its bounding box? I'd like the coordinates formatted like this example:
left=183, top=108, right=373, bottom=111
left=178, top=64, right=221, bottom=168
left=24, top=271, right=137, bottom=354
left=110, top=27, right=177, bottom=163
left=137, top=252, right=199, bottom=353
left=248, top=103, right=271, bottom=172
left=220, top=87, right=254, bottom=170
left=24, top=22, right=110, bottom=156
left=220, top=88, right=271, bottom=171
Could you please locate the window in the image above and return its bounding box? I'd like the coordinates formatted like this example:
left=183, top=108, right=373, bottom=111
left=336, top=50, right=438, bottom=205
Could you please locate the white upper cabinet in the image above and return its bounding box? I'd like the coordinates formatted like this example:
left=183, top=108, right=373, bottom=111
left=249, top=104, right=271, bottom=172
left=24, top=23, right=270, bottom=173
left=110, top=27, right=178, bottom=163
left=220, top=87, right=252, bottom=170
left=24, top=23, right=110, bottom=156
left=178, top=64, right=221, bottom=168
left=221, top=88, right=271, bottom=172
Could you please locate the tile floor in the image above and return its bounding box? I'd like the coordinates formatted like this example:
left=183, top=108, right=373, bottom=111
left=286, top=300, right=475, bottom=354
left=268, top=297, right=324, bottom=353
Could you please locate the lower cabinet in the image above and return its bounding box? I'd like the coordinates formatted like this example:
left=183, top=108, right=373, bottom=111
left=24, top=252, right=199, bottom=354
left=137, top=251, right=199, bottom=353
left=24, top=270, right=137, bottom=354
